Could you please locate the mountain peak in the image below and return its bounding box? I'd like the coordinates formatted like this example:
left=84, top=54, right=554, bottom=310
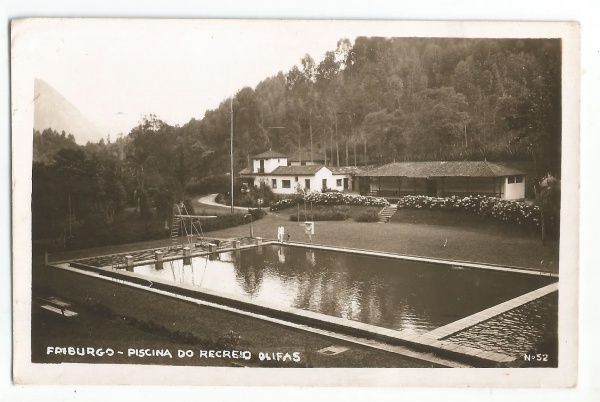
left=34, top=78, right=106, bottom=145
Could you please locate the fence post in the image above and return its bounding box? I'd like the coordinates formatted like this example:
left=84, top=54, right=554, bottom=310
left=183, top=247, right=191, bottom=265
left=155, top=251, right=164, bottom=270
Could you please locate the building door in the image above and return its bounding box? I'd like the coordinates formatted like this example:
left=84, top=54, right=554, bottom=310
left=322, top=179, right=327, bottom=190
left=259, top=159, right=264, bottom=173
left=343, top=178, right=349, bottom=190
left=305, top=179, right=310, bottom=189
left=426, top=179, right=437, bottom=196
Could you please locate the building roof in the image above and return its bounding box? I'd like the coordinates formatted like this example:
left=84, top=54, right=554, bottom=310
left=329, top=166, right=366, bottom=175
left=238, top=165, right=327, bottom=176
left=270, top=165, right=326, bottom=175
left=252, top=150, right=288, bottom=159
left=357, top=161, right=525, bottom=178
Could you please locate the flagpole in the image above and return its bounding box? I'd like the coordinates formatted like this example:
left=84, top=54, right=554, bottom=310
left=230, top=97, right=234, bottom=213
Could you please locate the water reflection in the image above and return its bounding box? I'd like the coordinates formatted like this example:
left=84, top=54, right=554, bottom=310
left=232, top=247, right=264, bottom=298
left=305, top=251, right=316, bottom=267
left=133, top=246, right=555, bottom=334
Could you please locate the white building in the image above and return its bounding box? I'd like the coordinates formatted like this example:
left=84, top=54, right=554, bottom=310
left=239, top=150, right=352, bottom=195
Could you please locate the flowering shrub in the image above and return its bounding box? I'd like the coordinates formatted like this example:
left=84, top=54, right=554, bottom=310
left=269, top=198, right=298, bottom=211
left=271, top=192, right=388, bottom=211
left=304, top=191, right=389, bottom=206
left=396, top=195, right=541, bottom=229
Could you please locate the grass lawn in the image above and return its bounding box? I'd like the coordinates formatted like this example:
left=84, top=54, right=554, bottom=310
left=391, top=208, right=546, bottom=238
left=202, top=206, right=559, bottom=272
left=45, top=202, right=559, bottom=271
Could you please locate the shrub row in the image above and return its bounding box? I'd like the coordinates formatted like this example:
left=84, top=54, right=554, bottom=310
left=396, top=195, right=542, bottom=229
left=200, top=209, right=265, bottom=232
left=272, top=192, right=389, bottom=211
left=304, top=191, right=389, bottom=206
left=354, top=209, right=380, bottom=222
left=289, top=206, right=350, bottom=222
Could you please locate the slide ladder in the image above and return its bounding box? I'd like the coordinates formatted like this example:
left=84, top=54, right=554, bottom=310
left=170, top=204, right=182, bottom=249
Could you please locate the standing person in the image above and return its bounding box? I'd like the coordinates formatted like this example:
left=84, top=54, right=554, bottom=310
left=277, top=225, right=284, bottom=243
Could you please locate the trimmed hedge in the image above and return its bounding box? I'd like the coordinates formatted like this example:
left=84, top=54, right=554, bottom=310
left=200, top=209, right=265, bottom=232
left=354, top=209, right=380, bottom=222
left=289, top=206, right=350, bottom=221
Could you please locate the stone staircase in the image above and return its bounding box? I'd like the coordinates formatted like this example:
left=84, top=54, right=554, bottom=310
left=378, top=204, right=398, bottom=223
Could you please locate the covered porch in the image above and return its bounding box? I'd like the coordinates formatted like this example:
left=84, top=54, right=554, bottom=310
left=362, top=176, right=505, bottom=198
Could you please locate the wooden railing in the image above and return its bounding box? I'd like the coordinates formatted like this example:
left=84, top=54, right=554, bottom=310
left=364, top=190, right=504, bottom=198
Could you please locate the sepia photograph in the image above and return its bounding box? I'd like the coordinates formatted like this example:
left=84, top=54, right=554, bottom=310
left=10, top=18, right=580, bottom=388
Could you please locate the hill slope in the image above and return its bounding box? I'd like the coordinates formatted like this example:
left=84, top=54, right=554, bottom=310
left=34, top=78, right=105, bottom=145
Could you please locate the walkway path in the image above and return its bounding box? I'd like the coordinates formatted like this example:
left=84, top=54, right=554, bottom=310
left=197, top=194, right=251, bottom=212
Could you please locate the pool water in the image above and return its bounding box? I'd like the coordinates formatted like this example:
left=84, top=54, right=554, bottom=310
left=133, top=245, right=555, bottom=335
left=444, top=292, right=558, bottom=359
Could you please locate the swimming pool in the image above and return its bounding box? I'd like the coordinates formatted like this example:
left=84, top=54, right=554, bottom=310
left=131, top=245, right=556, bottom=335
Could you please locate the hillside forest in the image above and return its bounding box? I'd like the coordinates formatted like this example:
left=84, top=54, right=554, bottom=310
left=32, top=37, right=562, bottom=250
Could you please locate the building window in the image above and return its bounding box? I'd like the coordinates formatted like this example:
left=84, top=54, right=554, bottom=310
left=282, top=180, right=291, bottom=188
left=272, top=179, right=277, bottom=188
left=305, top=179, right=310, bottom=189
left=507, top=176, right=516, bottom=184
left=301, top=161, right=306, bottom=166
left=515, top=175, right=523, bottom=183
left=295, top=176, right=298, bottom=182
left=336, top=179, right=342, bottom=186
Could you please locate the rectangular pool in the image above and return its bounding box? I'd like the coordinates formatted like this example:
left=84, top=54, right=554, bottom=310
left=132, top=245, right=555, bottom=335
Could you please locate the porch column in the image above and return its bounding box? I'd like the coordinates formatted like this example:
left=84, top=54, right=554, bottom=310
left=441, top=177, right=445, bottom=197
left=378, top=176, right=381, bottom=195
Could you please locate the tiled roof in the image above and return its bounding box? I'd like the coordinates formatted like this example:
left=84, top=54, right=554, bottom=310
left=239, top=165, right=326, bottom=176
left=357, top=161, right=525, bottom=178
left=329, top=166, right=366, bottom=175
left=239, top=165, right=327, bottom=176
left=271, top=165, right=326, bottom=175
left=252, top=150, right=288, bottom=159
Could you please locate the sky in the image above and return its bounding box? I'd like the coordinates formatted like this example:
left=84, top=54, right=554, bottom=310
left=28, top=19, right=376, bottom=137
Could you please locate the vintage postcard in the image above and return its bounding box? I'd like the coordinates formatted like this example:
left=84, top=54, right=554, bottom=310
left=11, top=19, right=580, bottom=387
